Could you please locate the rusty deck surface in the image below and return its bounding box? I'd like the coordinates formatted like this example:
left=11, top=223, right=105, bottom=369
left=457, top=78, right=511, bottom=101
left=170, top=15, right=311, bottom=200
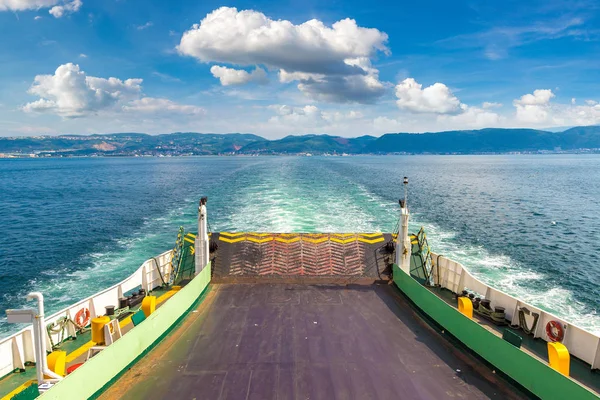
left=209, top=232, right=395, bottom=280
left=100, top=283, right=525, bottom=400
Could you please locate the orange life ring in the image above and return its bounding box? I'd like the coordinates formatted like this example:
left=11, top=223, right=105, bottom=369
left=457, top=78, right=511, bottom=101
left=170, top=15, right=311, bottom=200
left=546, top=320, right=564, bottom=342
left=74, top=308, right=91, bottom=328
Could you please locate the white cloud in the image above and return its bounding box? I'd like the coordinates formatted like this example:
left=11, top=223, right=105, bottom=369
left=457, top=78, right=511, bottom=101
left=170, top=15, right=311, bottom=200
left=23, top=63, right=201, bottom=119
left=585, top=100, right=597, bottom=106
left=136, top=21, right=153, bottom=30
left=178, top=7, right=389, bottom=103
left=0, top=0, right=57, bottom=11
left=439, top=105, right=501, bottom=128
left=482, top=101, right=502, bottom=109
left=123, top=98, right=205, bottom=116
left=279, top=70, right=323, bottom=84
left=34, top=15, right=42, bottom=20
left=513, top=89, right=555, bottom=123
left=79, top=53, right=87, bottom=58
left=296, top=58, right=386, bottom=103
left=395, top=78, right=462, bottom=114
left=210, top=65, right=268, bottom=86
left=48, top=0, right=81, bottom=18
left=373, top=116, right=404, bottom=132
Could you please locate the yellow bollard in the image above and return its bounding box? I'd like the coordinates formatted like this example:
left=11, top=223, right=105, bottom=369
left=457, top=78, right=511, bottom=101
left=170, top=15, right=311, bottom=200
left=458, top=297, right=473, bottom=319
left=91, top=316, right=111, bottom=344
left=46, top=351, right=66, bottom=377
left=548, top=342, right=570, bottom=376
left=142, top=296, right=156, bottom=317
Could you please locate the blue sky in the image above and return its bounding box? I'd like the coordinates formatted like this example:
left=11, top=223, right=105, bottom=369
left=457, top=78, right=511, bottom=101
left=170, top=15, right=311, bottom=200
left=0, top=0, right=599, bottom=138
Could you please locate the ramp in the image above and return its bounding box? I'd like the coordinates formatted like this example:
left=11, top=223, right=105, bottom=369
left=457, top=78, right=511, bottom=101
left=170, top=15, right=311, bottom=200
left=202, top=232, right=395, bottom=281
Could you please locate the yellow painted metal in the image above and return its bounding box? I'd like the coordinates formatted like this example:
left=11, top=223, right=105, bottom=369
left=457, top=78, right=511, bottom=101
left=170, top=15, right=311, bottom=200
left=0, top=380, right=35, bottom=400
left=91, top=316, right=111, bottom=345
left=142, top=296, right=156, bottom=317
left=274, top=236, right=301, bottom=243
left=66, top=288, right=179, bottom=363
left=219, top=236, right=246, bottom=243
left=357, top=237, right=385, bottom=244
left=302, top=237, right=328, bottom=244
left=330, top=237, right=356, bottom=244
left=246, top=236, right=273, bottom=244
left=46, top=351, right=67, bottom=377
left=548, top=342, right=570, bottom=376
left=457, top=297, right=473, bottom=319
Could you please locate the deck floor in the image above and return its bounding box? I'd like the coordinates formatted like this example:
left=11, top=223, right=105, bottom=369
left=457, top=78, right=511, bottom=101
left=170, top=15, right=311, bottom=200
left=101, top=283, right=525, bottom=400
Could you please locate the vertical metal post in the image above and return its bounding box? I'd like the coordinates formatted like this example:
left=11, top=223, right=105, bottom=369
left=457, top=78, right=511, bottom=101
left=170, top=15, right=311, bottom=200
left=195, top=197, right=209, bottom=275
left=396, top=177, right=411, bottom=273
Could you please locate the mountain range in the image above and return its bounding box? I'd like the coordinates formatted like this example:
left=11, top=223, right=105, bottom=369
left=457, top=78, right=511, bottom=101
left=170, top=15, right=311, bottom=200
left=1, top=126, right=600, bottom=157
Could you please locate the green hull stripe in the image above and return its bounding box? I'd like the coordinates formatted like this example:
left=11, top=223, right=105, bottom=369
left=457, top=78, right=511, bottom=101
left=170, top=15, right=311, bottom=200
left=39, top=264, right=212, bottom=400
left=393, top=264, right=599, bottom=400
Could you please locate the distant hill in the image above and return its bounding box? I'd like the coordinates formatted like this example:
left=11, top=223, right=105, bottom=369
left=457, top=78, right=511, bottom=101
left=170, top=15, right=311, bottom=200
left=1, top=126, right=600, bottom=156
left=239, top=134, right=376, bottom=154
left=0, top=132, right=266, bottom=156
left=367, top=126, right=600, bottom=153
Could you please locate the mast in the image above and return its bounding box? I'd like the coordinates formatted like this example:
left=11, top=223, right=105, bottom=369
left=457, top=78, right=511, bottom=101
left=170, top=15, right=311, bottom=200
left=195, top=197, right=209, bottom=275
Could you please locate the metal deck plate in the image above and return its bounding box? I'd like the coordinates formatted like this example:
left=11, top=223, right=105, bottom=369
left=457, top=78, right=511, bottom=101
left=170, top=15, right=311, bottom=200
left=100, top=283, right=524, bottom=400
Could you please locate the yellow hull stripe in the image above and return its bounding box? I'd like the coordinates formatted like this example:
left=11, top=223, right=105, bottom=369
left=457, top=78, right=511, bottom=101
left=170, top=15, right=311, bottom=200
left=184, top=237, right=195, bottom=244
left=186, top=233, right=196, bottom=239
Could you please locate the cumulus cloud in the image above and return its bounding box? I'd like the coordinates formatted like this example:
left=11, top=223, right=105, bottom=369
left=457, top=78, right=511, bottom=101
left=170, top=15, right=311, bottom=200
left=513, top=89, right=555, bottom=123
left=48, top=0, right=81, bottom=18
left=392, top=77, right=501, bottom=129
left=395, top=78, right=462, bottom=114
left=210, top=65, right=268, bottom=86
left=482, top=101, right=502, bottom=109
left=439, top=105, right=501, bottom=127
left=296, top=58, right=386, bottom=103
left=0, top=0, right=57, bottom=11
left=123, top=98, right=205, bottom=116
left=267, top=104, right=364, bottom=129
left=23, top=63, right=202, bottom=119
left=178, top=7, right=389, bottom=103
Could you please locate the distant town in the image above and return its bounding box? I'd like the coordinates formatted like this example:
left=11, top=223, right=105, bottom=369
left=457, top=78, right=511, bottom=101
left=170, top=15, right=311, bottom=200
left=1, top=126, right=600, bottom=157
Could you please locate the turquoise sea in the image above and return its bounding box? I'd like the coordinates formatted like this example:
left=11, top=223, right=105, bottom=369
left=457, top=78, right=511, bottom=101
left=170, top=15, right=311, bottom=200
left=0, top=155, right=599, bottom=337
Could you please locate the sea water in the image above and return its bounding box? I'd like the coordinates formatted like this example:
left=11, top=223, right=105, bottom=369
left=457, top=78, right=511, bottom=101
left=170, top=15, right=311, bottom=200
left=0, top=155, right=599, bottom=337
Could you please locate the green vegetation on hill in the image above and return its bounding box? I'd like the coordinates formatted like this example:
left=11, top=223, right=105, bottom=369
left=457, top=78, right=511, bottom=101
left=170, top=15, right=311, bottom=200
left=239, top=134, right=376, bottom=154
left=1, top=126, right=600, bottom=156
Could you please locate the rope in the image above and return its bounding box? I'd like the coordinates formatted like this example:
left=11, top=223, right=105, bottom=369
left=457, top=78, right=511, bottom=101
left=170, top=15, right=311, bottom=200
left=46, top=316, right=88, bottom=350
left=515, top=307, right=540, bottom=334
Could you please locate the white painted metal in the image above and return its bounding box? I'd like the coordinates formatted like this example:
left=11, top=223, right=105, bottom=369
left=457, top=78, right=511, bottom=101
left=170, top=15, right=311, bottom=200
left=397, top=207, right=410, bottom=273
left=431, top=251, right=600, bottom=369
left=195, top=202, right=209, bottom=275
left=21, top=293, right=62, bottom=384
left=0, top=249, right=173, bottom=378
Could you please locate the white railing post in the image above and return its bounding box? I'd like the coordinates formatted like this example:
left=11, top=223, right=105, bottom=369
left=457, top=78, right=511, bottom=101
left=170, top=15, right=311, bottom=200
left=195, top=197, right=209, bottom=275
